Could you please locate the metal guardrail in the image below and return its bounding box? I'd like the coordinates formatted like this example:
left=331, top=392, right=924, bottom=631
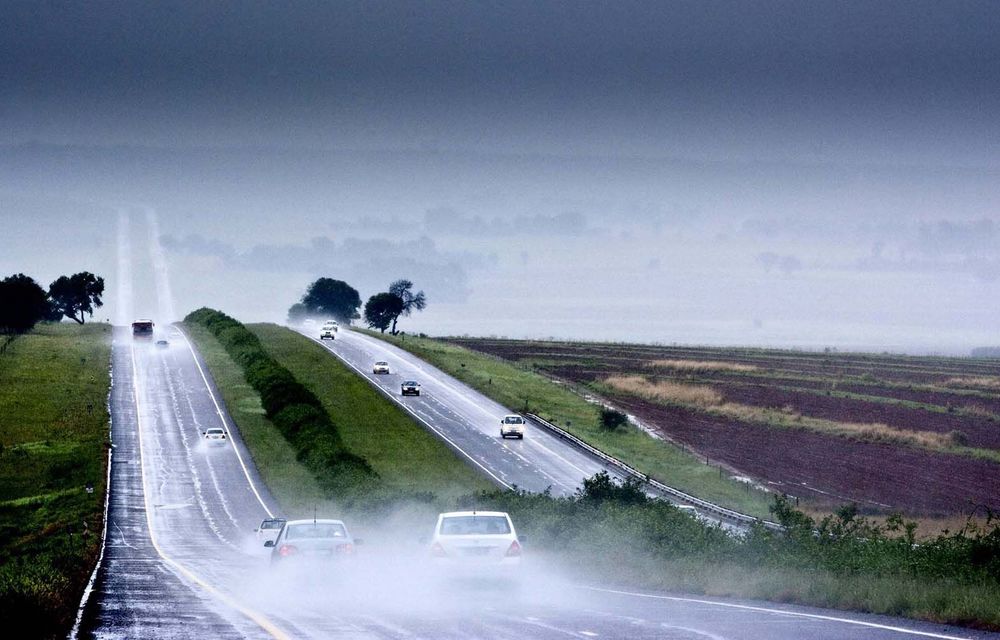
left=525, top=412, right=784, bottom=532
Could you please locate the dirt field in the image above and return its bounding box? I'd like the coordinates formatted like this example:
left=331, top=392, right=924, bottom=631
left=449, top=338, right=1000, bottom=517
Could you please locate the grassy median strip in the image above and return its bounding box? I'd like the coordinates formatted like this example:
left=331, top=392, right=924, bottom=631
left=358, top=330, right=773, bottom=519
left=184, top=316, right=488, bottom=518
left=248, top=324, right=490, bottom=499
left=0, top=323, right=111, bottom=640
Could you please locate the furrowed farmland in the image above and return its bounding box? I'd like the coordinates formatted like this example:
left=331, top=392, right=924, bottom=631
left=448, top=338, right=1000, bottom=518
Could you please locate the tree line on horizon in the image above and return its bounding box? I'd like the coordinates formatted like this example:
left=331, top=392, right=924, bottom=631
left=287, top=277, right=427, bottom=334
left=0, top=272, right=105, bottom=335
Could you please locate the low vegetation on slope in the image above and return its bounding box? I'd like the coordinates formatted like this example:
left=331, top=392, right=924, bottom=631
left=477, top=473, right=1000, bottom=631
left=359, top=330, right=774, bottom=519
left=185, top=309, right=375, bottom=495
left=0, top=323, right=111, bottom=639
left=184, top=314, right=488, bottom=516
left=248, top=324, right=490, bottom=500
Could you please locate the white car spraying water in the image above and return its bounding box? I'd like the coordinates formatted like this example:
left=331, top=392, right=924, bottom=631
left=429, top=511, right=523, bottom=570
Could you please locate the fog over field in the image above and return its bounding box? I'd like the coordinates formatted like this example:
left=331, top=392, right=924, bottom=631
left=2, top=1, right=998, bottom=353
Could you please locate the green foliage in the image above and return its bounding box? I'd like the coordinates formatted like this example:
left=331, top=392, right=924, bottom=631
left=0, top=323, right=110, bottom=639
left=47, top=271, right=105, bottom=325
left=0, top=273, right=50, bottom=334
left=600, top=407, right=628, bottom=431
left=293, top=278, right=362, bottom=322
left=184, top=308, right=376, bottom=491
left=363, top=292, right=405, bottom=333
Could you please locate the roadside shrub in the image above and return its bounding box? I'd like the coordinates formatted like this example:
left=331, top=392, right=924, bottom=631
left=185, top=308, right=376, bottom=491
left=600, top=407, right=628, bottom=431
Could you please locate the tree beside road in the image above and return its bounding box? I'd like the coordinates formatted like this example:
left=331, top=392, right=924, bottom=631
left=363, top=279, right=428, bottom=334
left=289, top=278, right=362, bottom=323
left=48, top=272, right=105, bottom=325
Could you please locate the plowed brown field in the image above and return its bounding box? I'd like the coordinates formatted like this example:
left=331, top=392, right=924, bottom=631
left=449, top=338, right=1000, bottom=516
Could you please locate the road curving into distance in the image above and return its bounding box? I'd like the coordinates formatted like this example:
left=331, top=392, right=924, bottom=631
left=78, top=321, right=996, bottom=638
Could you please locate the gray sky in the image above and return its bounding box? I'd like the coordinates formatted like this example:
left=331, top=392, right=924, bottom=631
left=1, top=1, right=998, bottom=352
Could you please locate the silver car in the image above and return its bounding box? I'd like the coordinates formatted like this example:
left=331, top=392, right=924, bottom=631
left=373, top=361, right=390, bottom=375
left=265, top=519, right=360, bottom=565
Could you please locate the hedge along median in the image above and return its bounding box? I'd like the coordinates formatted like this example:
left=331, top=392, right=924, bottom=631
left=184, top=308, right=375, bottom=493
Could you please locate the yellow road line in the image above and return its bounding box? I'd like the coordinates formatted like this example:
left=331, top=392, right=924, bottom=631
left=130, top=342, right=290, bottom=640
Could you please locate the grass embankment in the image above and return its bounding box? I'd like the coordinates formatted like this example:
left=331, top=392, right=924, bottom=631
left=475, top=475, right=1000, bottom=631
left=0, top=324, right=111, bottom=639
left=358, top=330, right=774, bottom=519
left=183, top=311, right=488, bottom=518
left=248, top=324, right=490, bottom=500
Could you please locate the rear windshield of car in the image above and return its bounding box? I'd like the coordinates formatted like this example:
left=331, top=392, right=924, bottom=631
left=206, top=428, right=225, bottom=435
left=285, top=523, right=347, bottom=540
left=439, top=515, right=511, bottom=536
left=503, top=416, right=523, bottom=424
left=261, top=519, right=285, bottom=530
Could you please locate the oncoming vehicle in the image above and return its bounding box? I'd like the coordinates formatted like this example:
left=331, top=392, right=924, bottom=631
left=155, top=339, right=169, bottom=348
left=499, top=414, right=525, bottom=439
left=429, top=511, right=522, bottom=569
left=132, top=319, right=154, bottom=340
left=265, top=519, right=359, bottom=565
left=320, top=322, right=337, bottom=340
left=373, top=361, right=390, bottom=375
left=203, top=427, right=227, bottom=445
left=255, top=518, right=287, bottom=544
left=401, top=380, right=421, bottom=396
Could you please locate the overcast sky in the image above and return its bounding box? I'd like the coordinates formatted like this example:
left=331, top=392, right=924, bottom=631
left=1, top=1, right=998, bottom=352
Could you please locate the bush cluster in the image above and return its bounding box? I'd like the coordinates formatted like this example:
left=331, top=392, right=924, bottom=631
left=455, top=472, right=1000, bottom=592
left=185, top=308, right=375, bottom=492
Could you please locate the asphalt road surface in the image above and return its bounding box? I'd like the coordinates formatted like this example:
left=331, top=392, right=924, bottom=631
left=307, top=328, right=628, bottom=495
left=77, top=325, right=998, bottom=639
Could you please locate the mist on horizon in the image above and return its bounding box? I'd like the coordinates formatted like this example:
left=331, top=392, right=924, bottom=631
left=1, top=1, right=998, bottom=354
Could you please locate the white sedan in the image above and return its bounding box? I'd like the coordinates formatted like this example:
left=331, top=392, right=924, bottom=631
left=429, top=511, right=522, bottom=569
left=203, top=427, right=227, bottom=445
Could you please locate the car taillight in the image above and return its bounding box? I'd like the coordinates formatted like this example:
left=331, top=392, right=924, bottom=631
left=278, top=544, right=297, bottom=557
left=505, top=540, right=522, bottom=557
left=430, top=542, right=447, bottom=557
left=336, top=543, right=354, bottom=554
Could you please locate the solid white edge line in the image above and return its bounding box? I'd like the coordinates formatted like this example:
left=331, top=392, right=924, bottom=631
left=69, top=349, right=115, bottom=639
left=580, top=587, right=974, bottom=640
left=306, top=333, right=513, bottom=490
left=176, top=324, right=276, bottom=519
left=130, top=341, right=290, bottom=640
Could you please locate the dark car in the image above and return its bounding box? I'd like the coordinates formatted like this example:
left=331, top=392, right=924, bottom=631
left=156, top=339, right=169, bottom=348
left=265, top=519, right=360, bottom=565
left=401, top=380, right=421, bottom=396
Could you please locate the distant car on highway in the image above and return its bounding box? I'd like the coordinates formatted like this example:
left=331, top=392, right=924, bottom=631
left=265, top=519, right=359, bottom=565
left=429, top=511, right=522, bottom=569
left=155, top=339, right=169, bottom=348
left=401, top=380, right=421, bottom=396
left=203, top=427, right=227, bottom=445
left=319, top=322, right=337, bottom=340
left=499, top=414, right=525, bottom=439
left=255, top=518, right=287, bottom=544
left=132, top=319, right=154, bottom=340
left=373, top=361, right=390, bottom=374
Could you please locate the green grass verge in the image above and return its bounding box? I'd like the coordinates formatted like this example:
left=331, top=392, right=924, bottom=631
left=358, top=330, right=774, bottom=519
left=0, top=323, right=111, bottom=639
left=184, top=322, right=489, bottom=519
left=248, top=324, right=490, bottom=499
left=183, top=323, right=327, bottom=515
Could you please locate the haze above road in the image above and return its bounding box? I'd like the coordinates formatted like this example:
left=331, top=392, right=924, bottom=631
left=3, top=1, right=999, bottom=351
